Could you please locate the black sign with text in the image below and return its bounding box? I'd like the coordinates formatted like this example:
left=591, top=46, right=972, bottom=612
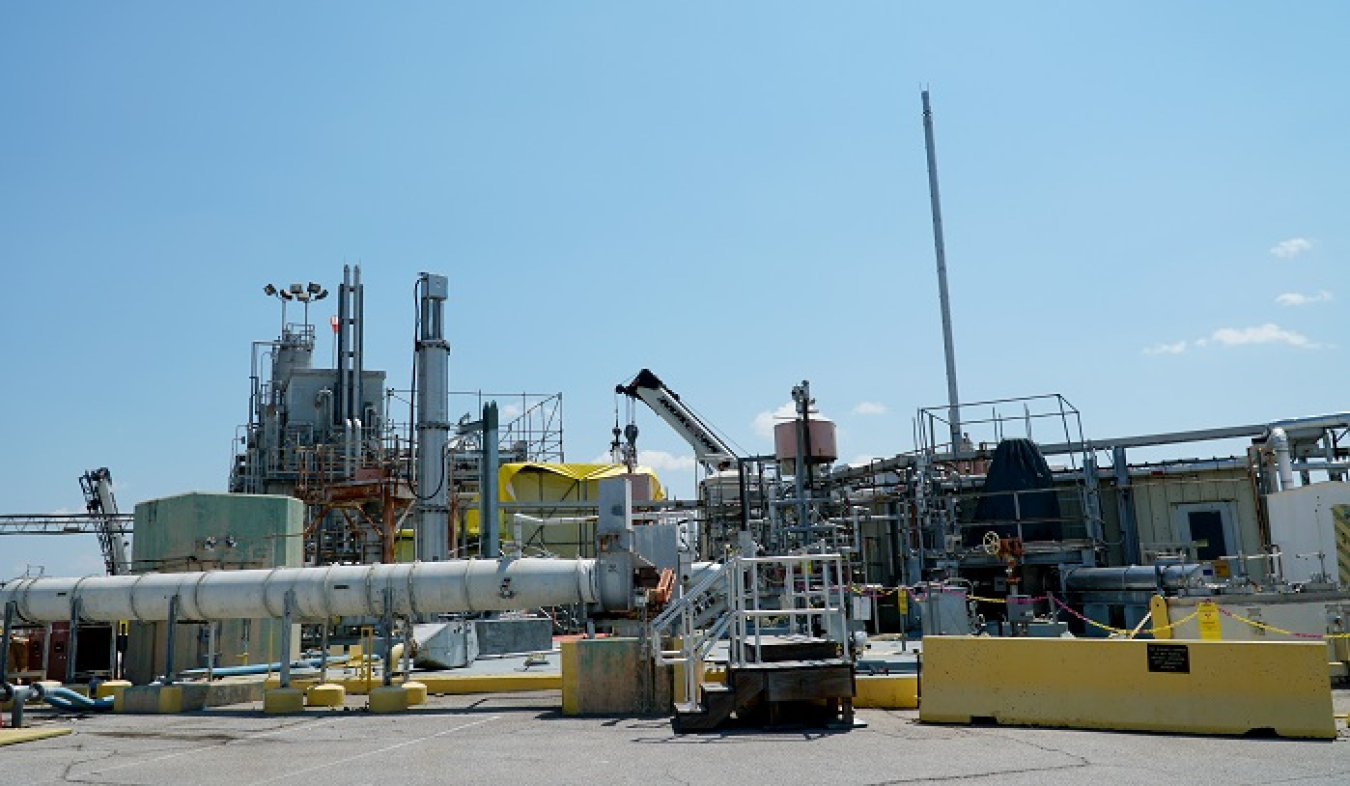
left=1146, top=643, right=1190, bottom=674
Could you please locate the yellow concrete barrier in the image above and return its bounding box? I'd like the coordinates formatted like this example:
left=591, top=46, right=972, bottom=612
left=562, top=637, right=668, bottom=715
left=401, top=681, right=428, bottom=706
left=919, top=636, right=1336, bottom=739
left=96, top=680, right=132, bottom=701
left=368, top=685, right=408, bottom=713
left=156, top=685, right=183, bottom=714
left=263, top=687, right=306, bottom=714
left=305, top=683, right=345, bottom=708
left=855, top=675, right=918, bottom=709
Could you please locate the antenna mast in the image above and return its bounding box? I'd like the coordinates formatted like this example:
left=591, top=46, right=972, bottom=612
left=922, top=88, right=963, bottom=452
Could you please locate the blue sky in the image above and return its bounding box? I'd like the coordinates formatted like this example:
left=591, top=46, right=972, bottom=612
left=3, top=3, right=1347, bottom=577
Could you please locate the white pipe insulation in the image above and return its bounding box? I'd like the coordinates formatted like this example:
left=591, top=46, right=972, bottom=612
left=1269, top=427, right=1296, bottom=491
left=0, top=557, right=600, bottom=625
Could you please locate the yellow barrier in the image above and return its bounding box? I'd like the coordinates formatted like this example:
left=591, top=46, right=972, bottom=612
left=854, top=675, right=918, bottom=709
left=919, top=636, right=1336, bottom=739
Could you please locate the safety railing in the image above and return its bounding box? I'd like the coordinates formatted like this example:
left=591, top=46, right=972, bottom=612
left=651, top=553, right=852, bottom=710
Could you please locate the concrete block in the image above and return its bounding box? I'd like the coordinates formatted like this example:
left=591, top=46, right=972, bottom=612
left=401, top=681, right=427, bottom=706
left=305, top=683, right=345, bottom=708
left=919, top=636, right=1336, bottom=739
left=95, top=680, right=132, bottom=701
left=263, top=687, right=305, bottom=714
left=368, top=685, right=407, bottom=713
left=120, top=685, right=184, bottom=714
left=561, top=637, right=670, bottom=715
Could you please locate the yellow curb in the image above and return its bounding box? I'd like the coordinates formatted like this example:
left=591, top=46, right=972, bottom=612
left=0, top=728, right=74, bottom=747
left=337, top=673, right=560, bottom=696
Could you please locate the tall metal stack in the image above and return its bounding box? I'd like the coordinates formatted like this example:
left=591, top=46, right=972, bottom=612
left=414, top=273, right=451, bottom=562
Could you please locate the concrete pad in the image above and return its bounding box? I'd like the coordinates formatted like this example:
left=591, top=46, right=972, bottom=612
left=0, top=727, right=73, bottom=746
left=919, top=636, right=1337, bottom=738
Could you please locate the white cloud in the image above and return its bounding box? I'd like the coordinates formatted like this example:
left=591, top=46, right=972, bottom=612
left=1270, top=237, right=1313, bottom=259
left=852, top=401, right=887, bottom=416
left=500, top=403, right=523, bottom=419
left=587, top=450, right=695, bottom=472
left=1209, top=323, right=1317, bottom=348
left=1145, top=322, right=1325, bottom=354
left=636, top=450, right=697, bottom=472
left=752, top=403, right=797, bottom=439
left=1143, top=341, right=1189, bottom=355
left=1275, top=290, right=1333, bottom=307
left=848, top=454, right=880, bottom=467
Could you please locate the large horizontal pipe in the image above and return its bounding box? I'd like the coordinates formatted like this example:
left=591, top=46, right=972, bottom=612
left=0, top=557, right=600, bottom=624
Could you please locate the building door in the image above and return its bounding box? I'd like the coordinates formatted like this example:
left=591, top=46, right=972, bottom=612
left=1173, top=502, right=1238, bottom=562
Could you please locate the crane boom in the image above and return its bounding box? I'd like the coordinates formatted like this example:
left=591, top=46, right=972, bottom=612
left=617, top=369, right=737, bottom=471
left=79, top=468, right=131, bottom=575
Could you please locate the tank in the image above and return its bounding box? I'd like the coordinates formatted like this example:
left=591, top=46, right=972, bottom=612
left=774, top=417, right=838, bottom=468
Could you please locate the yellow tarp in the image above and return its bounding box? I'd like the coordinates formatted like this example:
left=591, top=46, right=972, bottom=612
left=462, top=463, right=664, bottom=537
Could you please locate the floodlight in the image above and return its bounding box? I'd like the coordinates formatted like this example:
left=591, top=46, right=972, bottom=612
left=313, top=288, right=328, bottom=301
left=289, top=283, right=304, bottom=294
left=280, top=290, right=293, bottom=301
left=264, top=284, right=277, bottom=296
left=307, top=282, right=322, bottom=294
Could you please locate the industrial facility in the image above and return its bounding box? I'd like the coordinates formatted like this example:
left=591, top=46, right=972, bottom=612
left=4, top=99, right=1348, bottom=744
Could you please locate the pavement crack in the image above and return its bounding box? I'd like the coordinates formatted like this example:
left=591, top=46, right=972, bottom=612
left=863, top=760, right=1090, bottom=784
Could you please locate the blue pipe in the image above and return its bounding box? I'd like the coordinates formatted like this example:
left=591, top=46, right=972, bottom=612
left=42, top=686, right=114, bottom=712
left=179, top=654, right=364, bottom=679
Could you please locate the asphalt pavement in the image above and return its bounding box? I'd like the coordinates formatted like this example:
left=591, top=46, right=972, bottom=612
left=6, top=688, right=1349, bottom=785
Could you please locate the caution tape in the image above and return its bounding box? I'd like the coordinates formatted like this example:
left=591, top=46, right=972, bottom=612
left=846, top=584, right=1350, bottom=641
left=1047, top=595, right=1201, bottom=636
left=1215, top=606, right=1350, bottom=640
left=965, top=593, right=1048, bottom=604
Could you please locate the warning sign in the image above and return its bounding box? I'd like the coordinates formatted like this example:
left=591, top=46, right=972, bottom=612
left=1197, top=600, right=1222, bottom=640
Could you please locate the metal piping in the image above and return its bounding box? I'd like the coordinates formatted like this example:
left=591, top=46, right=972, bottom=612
left=0, top=557, right=602, bottom=625
left=1269, top=427, right=1295, bottom=491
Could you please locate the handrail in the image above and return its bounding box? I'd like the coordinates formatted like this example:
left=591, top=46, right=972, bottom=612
left=651, top=553, right=853, bottom=712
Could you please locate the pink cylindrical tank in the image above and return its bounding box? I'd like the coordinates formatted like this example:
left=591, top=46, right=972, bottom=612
left=773, top=417, right=838, bottom=466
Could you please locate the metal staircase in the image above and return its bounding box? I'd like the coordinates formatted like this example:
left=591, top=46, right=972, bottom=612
left=651, top=554, right=855, bottom=732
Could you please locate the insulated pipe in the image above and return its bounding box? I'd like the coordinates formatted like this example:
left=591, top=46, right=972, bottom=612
left=0, top=558, right=601, bottom=625
left=1269, top=427, right=1295, bottom=491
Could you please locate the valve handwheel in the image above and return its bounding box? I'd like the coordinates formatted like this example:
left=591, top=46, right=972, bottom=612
left=981, top=530, right=1001, bottom=556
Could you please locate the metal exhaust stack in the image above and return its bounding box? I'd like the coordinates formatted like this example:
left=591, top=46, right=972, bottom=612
left=415, top=273, right=451, bottom=561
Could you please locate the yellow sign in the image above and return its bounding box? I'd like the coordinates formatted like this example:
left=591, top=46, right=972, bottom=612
left=1197, top=600, right=1222, bottom=640
left=897, top=589, right=909, bottom=615
left=1148, top=595, right=1172, bottom=640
